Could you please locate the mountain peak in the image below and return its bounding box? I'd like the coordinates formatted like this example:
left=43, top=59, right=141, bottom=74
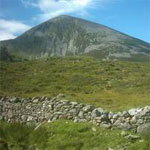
left=48, top=15, right=82, bottom=24
left=50, top=15, right=74, bottom=20
left=56, top=15, right=71, bottom=18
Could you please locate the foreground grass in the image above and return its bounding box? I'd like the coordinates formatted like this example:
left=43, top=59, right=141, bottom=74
left=0, top=56, right=150, bottom=111
left=0, top=120, right=149, bottom=150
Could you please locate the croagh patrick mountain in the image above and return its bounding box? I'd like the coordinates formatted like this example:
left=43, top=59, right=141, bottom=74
left=0, top=15, right=150, bottom=61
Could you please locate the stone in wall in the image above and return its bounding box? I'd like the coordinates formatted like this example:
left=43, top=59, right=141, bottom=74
left=0, top=95, right=150, bottom=133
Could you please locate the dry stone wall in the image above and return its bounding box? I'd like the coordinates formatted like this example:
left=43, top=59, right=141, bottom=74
left=0, top=94, right=150, bottom=133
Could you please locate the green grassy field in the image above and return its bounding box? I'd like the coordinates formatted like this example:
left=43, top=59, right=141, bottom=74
left=0, top=120, right=150, bottom=150
left=0, top=56, right=150, bottom=111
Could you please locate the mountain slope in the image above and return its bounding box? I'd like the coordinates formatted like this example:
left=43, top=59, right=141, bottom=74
left=0, top=15, right=150, bottom=61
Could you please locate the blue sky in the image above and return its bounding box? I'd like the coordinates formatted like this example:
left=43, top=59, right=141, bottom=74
left=0, top=0, right=149, bottom=42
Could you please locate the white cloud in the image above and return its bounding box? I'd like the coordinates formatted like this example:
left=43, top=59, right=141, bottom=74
left=22, top=0, right=115, bottom=22
left=22, top=0, right=93, bottom=21
left=0, top=19, right=31, bottom=41
left=0, top=31, right=16, bottom=41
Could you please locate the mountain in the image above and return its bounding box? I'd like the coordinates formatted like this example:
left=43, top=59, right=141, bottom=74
left=0, top=15, right=150, bottom=61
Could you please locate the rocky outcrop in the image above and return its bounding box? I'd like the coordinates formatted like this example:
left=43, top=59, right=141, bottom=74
left=0, top=95, right=150, bottom=133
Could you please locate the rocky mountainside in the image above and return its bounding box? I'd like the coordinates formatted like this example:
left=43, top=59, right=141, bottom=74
left=0, top=15, right=150, bottom=61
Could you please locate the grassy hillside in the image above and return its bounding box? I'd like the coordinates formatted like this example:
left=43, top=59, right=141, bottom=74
left=0, top=120, right=150, bottom=150
left=0, top=56, right=150, bottom=111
